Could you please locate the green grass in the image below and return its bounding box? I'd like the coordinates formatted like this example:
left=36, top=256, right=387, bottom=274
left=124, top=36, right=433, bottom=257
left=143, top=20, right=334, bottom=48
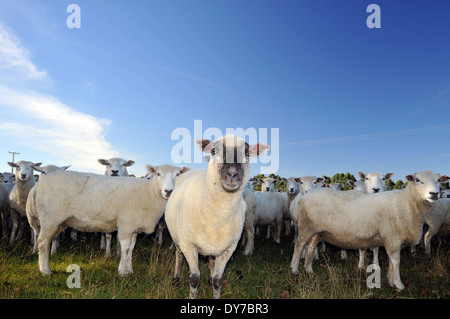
left=0, top=230, right=448, bottom=299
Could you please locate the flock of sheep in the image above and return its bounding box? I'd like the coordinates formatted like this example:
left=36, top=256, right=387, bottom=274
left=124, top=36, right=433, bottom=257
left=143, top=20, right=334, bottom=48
left=0, top=134, right=449, bottom=299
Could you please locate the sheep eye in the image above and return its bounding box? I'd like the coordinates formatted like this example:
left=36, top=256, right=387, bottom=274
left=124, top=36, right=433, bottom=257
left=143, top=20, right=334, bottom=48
left=415, top=178, right=421, bottom=183
left=245, top=149, right=250, bottom=157
left=211, top=148, right=216, bottom=156
left=176, top=173, right=180, bottom=177
left=157, top=173, right=161, bottom=177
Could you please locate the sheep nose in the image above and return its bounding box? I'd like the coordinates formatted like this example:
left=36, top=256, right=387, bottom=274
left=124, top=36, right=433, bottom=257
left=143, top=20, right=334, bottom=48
left=21, top=174, right=27, bottom=179
left=227, top=172, right=238, bottom=179
left=372, top=188, right=380, bottom=193
left=164, top=189, right=173, bottom=197
left=266, top=187, right=270, bottom=191
left=429, top=192, right=439, bottom=200
left=111, top=170, right=119, bottom=176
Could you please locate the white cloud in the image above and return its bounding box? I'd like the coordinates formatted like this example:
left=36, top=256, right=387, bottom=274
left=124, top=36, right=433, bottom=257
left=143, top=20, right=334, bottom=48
left=0, top=23, right=118, bottom=173
left=0, top=22, right=47, bottom=81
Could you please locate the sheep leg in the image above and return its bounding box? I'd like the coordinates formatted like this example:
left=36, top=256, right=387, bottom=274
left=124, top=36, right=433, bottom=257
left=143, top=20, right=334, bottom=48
left=1, top=209, right=9, bottom=239
left=290, top=231, right=314, bottom=275
left=358, top=249, right=366, bottom=270
left=157, top=220, right=165, bottom=245
left=304, top=234, right=321, bottom=274
left=424, top=227, right=437, bottom=255
left=211, top=246, right=236, bottom=299
left=70, top=229, right=77, bottom=241
left=274, top=219, right=282, bottom=244
left=243, top=224, right=255, bottom=256
left=172, top=245, right=184, bottom=285
left=100, top=233, right=106, bottom=250
left=37, top=225, right=61, bottom=276
left=16, top=216, right=27, bottom=241
left=285, top=219, right=291, bottom=236
left=372, top=247, right=379, bottom=266
left=9, top=210, right=19, bottom=245
left=118, top=232, right=133, bottom=275
left=385, top=245, right=404, bottom=290
left=105, top=232, right=112, bottom=257
left=182, top=246, right=200, bottom=299
left=126, top=233, right=137, bottom=272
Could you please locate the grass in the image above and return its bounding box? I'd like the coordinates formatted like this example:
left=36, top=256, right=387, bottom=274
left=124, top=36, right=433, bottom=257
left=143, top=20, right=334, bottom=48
left=0, top=230, right=448, bottom=299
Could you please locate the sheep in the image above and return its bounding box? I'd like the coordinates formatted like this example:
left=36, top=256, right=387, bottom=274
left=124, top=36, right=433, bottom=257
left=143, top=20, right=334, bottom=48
left=241, top=187, right=260, bottom=255
left=289, top=175, right=325, bottom=244
left=299, top=176, right=325, bottom=194
left=423, top=198, right=450, bottom=255
left=29, top=164, right=71, bottom=253
left=290, top=170, right=448, bottom=291
left=26, top=163, right=189, bottom=276
left=342, top=172, right=394, bottom=269
left=282, top=177, right=301, bottom=237
left=441, top=189, right=450, bottom=198
left=254, top=191, right=285, bottom=244
left=0, top=172, right=15, bottom=184
left=165, top=134, right=269, bottom=299
left=7, top=161, right=41, bottom=244
left=256, top=177, right=285, bottom=241
left=98, top=157, right=135, bottom=257
left=0, top=172, right=15, bottom=239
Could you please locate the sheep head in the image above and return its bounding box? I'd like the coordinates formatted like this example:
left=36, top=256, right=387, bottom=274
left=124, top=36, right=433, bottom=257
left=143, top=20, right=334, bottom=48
left=195, top=134, right=270, bottom=193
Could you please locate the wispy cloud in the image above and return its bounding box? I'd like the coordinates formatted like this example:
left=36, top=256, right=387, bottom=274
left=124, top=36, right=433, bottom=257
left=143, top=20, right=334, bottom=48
left=0, top=23, right=118, bottom=173
left=280, top=125, right=450, bottom=147
left=0, top=23, right=47, bottom=81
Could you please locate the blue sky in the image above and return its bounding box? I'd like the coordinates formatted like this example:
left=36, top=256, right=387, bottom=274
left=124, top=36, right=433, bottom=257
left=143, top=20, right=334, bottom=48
left=0, top=0, right=449, bottom=180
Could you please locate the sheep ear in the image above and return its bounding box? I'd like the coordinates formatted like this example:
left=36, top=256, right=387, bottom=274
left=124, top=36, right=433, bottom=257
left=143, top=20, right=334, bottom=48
left=195, top=139, right=213, bottom=153
left=316, top=177, right=325, bottom=183
left=125, top=160, right=135, bottom=167
left=281, top=178, right=288, bottom=183
left=405, top=174, right=415, bottom=182
left=439, top=175, right=449, bottom=182
left=294, top=178, right=301, bottom=183
left=98, top=159, right=109, bottom=166
left=146, top=164, right=156, bottom=174
left=7, top=162, right=19, bottom=168
left=33, top=166, right=45, bottom=173
left=384, top=173, right=394, bottom=181
left=348, top=180, right=355, bottom=186
left=248, top=143, right=270, bottom=157
left=358, top=171, right=365, bottom=179
left=61, top=165, right=71, bottom=171
left=34, top=162, right=42, bottom=167
left=180, top=166, right=190, bottom=174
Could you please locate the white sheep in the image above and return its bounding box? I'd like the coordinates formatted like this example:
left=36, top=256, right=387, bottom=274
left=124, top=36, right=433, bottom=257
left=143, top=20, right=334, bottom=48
left=7, top=161, right=41, bottom=244
left=423, top=198, right=450, bottom=255
left=241, top=188, right=260, bottom=255
left=0, top=172, right=15, bottom=239
left=290, top=170, right=448, bottom=290
left=98, top=157, right=135, bottom=257
left=26, top=164, right=189, bottom=276
left=165, top=134, right=269, bottom=299
left=343, top=171, right=394, bottom=269
left=440, top=189, right=450, bottom=198
left=256, top=177, right=285, bottom=241
left=299, top=176, right=325, bottom=194
left=30, top=164, right=71, bottom=253
left=289, top=175, right=325, bottom=244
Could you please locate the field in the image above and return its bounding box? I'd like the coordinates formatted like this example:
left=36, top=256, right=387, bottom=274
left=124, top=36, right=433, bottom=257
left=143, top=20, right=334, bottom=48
left=0, top=229, right=448, bottom=299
